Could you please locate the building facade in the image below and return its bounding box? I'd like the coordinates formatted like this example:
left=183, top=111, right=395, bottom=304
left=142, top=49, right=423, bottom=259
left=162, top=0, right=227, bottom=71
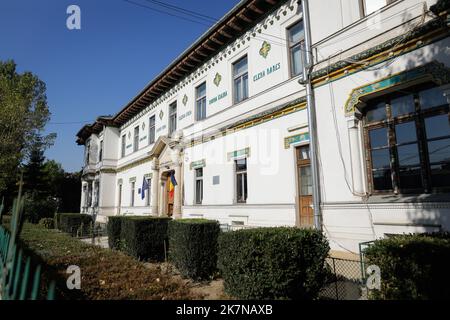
left=76, top=0, right=450, bottom=253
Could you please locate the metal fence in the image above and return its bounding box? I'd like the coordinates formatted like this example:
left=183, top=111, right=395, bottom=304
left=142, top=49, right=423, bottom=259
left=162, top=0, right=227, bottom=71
left=0, top=225, right=55, bottom=300
left=319, top=256, right=365, bottom=300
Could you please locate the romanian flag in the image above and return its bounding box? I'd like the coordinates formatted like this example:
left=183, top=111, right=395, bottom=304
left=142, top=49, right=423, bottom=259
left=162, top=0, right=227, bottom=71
left=168, top=172, right=177, bottom=200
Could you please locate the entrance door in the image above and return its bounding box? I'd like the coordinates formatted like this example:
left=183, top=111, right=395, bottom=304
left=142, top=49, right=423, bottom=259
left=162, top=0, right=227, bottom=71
left=296, top=145, right=314, bottom=227
left=166, top=172, right=174, bottom=217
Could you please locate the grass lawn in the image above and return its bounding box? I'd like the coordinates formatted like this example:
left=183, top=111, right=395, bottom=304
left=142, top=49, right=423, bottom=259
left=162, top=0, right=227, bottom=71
left=14, top=222, right=199, bottom=300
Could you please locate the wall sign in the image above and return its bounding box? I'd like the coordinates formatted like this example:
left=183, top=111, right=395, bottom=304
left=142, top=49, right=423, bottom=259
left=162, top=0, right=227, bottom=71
left=209, top=91, right=228, bottom=105
left=227, top=147, right=250, bottom=161
left=284, top=132, right=310, bottom=149
left=253, top=62, right=281, bottom=82
left=190, top=159, right=206, bottom=170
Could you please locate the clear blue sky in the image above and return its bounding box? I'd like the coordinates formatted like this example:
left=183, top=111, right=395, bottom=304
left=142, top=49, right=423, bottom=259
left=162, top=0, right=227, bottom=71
left=0, top=0, right=239, bottom=172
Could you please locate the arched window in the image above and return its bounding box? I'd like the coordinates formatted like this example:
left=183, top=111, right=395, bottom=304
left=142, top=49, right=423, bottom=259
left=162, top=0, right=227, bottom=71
left=364, top=84, right=450, bottom=194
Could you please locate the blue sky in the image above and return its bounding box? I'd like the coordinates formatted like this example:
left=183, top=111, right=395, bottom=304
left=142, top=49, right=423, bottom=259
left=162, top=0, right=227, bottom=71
left=0, top=0, right=239, bottom=172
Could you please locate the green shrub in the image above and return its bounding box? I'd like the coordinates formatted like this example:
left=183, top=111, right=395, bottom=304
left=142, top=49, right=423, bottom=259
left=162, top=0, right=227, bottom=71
left=23, top=194, right=58, bottom=224
left=168, top=219, right=220, bottom=280
left=58, top=213, right=93, bottom=236
left=364, top=233, right=450, bottom=300
left=39, top=217, right=54, bottom=229
left=107, top=216, right=123, bottom=250
left=218, top=227, right=330, bottom=300
left=120, top=216, right=171, bottom=261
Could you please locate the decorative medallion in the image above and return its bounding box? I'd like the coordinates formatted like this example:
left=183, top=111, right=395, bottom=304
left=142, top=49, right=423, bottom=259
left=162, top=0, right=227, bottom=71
left=159, top=110, right=164, bottom=120
left=213, top=72, right=222, bottom=87
left=182, top=94, right=188, bottom=106
left=142, top=122, right=145, bottom=130
left=127, top=132, right=131, bottom=139
left=259, top=41, right=271, bottom=59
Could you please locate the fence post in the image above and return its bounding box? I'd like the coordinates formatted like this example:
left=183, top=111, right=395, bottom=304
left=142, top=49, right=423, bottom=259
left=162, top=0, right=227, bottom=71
left=332, top=258, right=339, bottom=300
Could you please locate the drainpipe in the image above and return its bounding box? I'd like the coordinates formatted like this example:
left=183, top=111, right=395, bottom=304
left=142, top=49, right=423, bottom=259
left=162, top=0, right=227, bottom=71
left=300, top=0, right=322, bottom=231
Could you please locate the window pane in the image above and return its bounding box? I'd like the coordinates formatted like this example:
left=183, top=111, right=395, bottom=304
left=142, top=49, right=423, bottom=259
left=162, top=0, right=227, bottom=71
left=197, top=82, right=206, bottom=98
left=369, top=127, right=388, bottom=148
left=289, top=22, right=304, bottom=44
left=196, top=168, right=203, bottom=178
left=391, top=94, right=415, bottom=117
left=234, top=57, right=247, bottom=76
left=234, top=78, right=242, bottom=102
left=428, top=138, right=450, bottom=164
left=398, top=167, right=422, bottom=190
left=425, top=114, right=450, bottom=139
left=300, top=166, right=312, bottom=196
left=365, top=0, right=387, bottom=15
left=291, top=44, right=302, bottom=76
left=395, top=121, right=417, bottom=144
left=236, top=158, right=247, bottom=171
left=236, top=174, right=243, bottom=201
left=372, top=169, right=392, bottom=191
left=243, top=173, right=247, bottom=201
left=371, top=148, right=390, bottom=169
left=398, top=144, right=420, bottom=166
left=298, top=146, right=310, bottom=160
left=243, top=74, right=248, bottom=100
left=430, top=163, right=450, bottom=188
left=366, top=102, right=387, bottom=123
left=420, top=87, right=448, bottom=110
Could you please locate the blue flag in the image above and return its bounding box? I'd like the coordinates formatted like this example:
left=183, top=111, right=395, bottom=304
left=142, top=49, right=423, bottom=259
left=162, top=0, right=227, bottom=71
left=141, top=176, right=149, bottom=200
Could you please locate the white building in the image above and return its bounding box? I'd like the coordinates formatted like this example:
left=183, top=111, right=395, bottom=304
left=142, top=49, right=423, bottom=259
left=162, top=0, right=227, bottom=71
left=76, top=0, right=450, bottom=253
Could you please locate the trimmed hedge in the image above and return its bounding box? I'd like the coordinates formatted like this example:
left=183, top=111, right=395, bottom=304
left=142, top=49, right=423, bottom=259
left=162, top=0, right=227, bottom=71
left=364, top=233, right=450, bottom=300
left=120, top=216, right=171, bottom=261
left=58, top=213, right=93, bottom=236
left=168, top=219, right=220, bottom=280
left=218, top=227, right=330, bottom=300
left=107, top=216, right=123, bottom=250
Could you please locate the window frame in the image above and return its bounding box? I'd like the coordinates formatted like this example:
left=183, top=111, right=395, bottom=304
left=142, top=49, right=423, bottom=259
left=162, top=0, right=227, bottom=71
left=194, top=168, right=203, bottom=205
left=195, top=82, right=207, bottom=121
left=363, top=84, right=450, bottom=195
left=360, top=0, right=398, bottom=17
left=287, top=20, right=304, bottom=78
left=99, top=140, right=103, bottom=162
left=168, top=101, right=177, bottom=135
left=232, top=55, right=249, bottom=104
left=145, top=178, right=151, bottom=206
left=149, top=115, right=156, bottom=145
left=235, top=158, right=248, bottom=203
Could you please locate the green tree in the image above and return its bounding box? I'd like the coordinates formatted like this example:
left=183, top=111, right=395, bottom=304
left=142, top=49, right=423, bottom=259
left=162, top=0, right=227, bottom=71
left=0, top=60, right=55, bottom=194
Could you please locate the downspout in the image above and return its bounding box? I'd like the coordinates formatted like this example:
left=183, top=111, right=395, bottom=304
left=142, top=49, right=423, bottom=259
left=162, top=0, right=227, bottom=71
left=300, top=0, right=322, bottom=231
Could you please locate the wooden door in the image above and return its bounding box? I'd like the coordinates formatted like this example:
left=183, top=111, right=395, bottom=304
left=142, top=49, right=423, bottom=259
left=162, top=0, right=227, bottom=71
left=296, top=145, right=314, bottom=227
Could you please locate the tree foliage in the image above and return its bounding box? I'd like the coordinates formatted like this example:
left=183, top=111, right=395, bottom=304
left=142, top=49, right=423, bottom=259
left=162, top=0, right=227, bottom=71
left=0, top=59, right=55, bottom=193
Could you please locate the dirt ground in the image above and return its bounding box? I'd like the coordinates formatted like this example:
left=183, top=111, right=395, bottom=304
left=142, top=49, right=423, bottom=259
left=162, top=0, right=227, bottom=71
left=143, top=262, right=229, bottom=300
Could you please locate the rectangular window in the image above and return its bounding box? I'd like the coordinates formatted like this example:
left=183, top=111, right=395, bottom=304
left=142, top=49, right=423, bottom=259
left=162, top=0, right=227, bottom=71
left=362, top=0, right=397, bottom=16
left=169, top=102, right=177, bottom=135
left=121, top=134, right=126, bottom=158
left=288, top=21, right=304, bottom=77
left=233, top=56, right=248, bottom=104
left=85, top=141, right=90, bottom=165
left=149, top=115, right=156, bottom=144
left=196, top=82, right=207, bottom=121
left=133, top=126, right=139, bottom=152
left=145, top=178, right=151, bottom=206
left=195, top=168, right=203, bottom=204
left=99, top=140, right=103, bottom=162
left=365, top=85, right=450, bottom=194
left=235, top=158, right=248, bottom=203
left=130, top=181, right=135, bottom=207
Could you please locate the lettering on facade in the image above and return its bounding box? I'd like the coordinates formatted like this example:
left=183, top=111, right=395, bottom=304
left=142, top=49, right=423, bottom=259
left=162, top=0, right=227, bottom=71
left=190, top=159, right=206, bottom=170
left=284, top=132, right=310, bottom=149
left=209, top=91, right=228, bottom=105
left=253, top=62, right=281, bottom=82
left=156, top=125, right=167, bottom=133
left=178, top=110, right=192, bottom=121
left=227, top=147, right=250, bottom=161
left=139, top=136, right=147, bottom=142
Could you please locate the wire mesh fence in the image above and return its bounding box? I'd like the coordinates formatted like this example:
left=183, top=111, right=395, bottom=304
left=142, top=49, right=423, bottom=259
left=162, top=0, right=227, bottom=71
left=319, top=256, right=366, bottom=300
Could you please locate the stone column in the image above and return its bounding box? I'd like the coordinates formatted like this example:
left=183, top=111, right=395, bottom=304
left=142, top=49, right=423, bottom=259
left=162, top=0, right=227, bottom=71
left=172, top=150, right=182, bottom=219
left=80, top=181, right=86, bottom=213
left=159, top=176, right=166, bottom=217
left=347, top=116, right=365, bottom=196
left=150, top=158, right=160, bottom=215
